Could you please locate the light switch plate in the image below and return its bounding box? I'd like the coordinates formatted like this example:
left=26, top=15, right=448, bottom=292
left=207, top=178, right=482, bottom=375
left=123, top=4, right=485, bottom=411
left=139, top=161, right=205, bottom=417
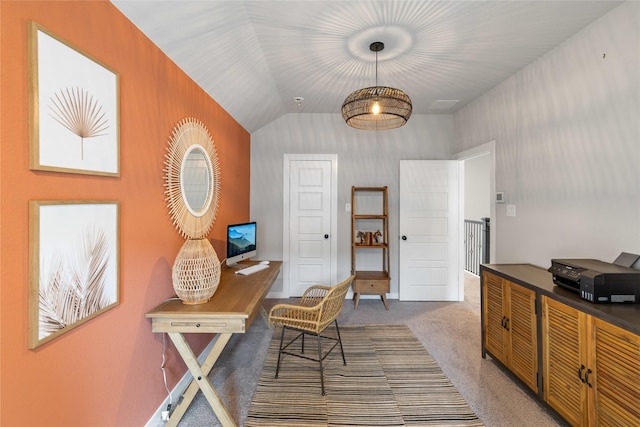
left=506, top=205, right=516, bottom=217
left=345, top=203, right=351, bottom=212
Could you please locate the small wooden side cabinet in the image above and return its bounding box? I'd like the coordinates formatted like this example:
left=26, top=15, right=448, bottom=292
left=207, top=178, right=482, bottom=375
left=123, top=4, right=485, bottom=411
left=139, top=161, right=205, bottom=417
left=351, top=186, right=390, bottom=310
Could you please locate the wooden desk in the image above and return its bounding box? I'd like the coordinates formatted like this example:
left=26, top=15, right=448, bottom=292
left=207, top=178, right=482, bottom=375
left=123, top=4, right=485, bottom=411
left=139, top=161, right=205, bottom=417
left=146, top=261, right=281, bottom=427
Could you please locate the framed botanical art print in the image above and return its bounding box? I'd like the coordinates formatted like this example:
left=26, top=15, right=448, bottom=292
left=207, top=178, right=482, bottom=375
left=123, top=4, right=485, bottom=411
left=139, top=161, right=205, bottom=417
left=29, top=201, right=120, bottom=349
left=28, top=21, right=120, bottom=176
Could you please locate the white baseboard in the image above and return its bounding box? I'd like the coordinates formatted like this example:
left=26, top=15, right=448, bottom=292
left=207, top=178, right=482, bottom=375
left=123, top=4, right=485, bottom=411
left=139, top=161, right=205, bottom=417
left=144, top=334, right=219, bottom=427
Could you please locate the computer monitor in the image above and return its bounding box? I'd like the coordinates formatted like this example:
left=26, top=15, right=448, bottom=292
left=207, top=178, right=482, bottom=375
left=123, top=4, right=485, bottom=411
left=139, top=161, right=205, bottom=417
left=226, top=221, right=257, bottom=266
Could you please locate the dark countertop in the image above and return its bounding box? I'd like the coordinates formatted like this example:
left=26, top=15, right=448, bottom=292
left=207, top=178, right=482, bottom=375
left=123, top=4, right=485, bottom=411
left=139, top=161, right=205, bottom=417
left=481, top=263, right=640, bottom=335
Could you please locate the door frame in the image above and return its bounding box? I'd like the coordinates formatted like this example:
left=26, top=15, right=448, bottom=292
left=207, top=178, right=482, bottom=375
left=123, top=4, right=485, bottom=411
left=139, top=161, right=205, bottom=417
left=282, top=154, right=338, bottom=297
left=454, top=140, right=497, bottom=266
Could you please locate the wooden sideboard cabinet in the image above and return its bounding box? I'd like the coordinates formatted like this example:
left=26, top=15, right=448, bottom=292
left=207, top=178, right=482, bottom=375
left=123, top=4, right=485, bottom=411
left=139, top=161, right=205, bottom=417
left=482, top=270, right=538, bottom=393
left=481, top=264, right=640, bottom=427
left=542, top=296, right=640, bottom=426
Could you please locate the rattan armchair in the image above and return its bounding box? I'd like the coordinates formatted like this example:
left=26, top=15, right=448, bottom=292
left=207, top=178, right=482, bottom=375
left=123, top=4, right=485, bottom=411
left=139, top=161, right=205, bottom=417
left=268, top=275, right=355, bottom=395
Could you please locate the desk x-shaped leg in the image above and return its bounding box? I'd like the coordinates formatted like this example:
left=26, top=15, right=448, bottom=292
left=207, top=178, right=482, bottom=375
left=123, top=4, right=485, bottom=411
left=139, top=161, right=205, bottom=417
left=165, top=332, right=235, bottom=427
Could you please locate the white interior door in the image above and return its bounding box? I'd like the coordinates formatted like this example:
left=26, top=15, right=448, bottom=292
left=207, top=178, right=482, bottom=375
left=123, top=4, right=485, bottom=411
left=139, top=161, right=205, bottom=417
left=284, top=156, right=336, bottom=297
left=399, top=160, right=463, bottom=301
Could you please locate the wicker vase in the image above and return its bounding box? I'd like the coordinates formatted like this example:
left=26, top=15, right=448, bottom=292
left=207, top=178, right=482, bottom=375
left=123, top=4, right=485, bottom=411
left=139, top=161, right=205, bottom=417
left=172, top=238, right=221, bottom=304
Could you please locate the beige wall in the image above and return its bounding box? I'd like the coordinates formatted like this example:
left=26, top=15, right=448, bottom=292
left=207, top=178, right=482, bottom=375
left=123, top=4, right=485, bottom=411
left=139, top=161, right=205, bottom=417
left=454, top=1, right=640, bottom=268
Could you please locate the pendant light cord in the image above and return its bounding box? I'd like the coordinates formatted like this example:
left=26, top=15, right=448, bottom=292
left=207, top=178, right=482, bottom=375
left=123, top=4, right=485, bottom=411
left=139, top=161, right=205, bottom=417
left=375, top=48, right=379, bottom=86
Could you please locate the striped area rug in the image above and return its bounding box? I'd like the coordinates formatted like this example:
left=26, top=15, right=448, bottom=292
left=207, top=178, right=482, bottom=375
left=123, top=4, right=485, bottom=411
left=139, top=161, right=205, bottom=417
left=246, top=324, right=484, bottom=426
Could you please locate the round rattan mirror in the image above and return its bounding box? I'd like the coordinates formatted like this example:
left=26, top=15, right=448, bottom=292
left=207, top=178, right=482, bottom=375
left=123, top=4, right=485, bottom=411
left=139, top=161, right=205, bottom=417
left=165, top=118, right=221, bottom=239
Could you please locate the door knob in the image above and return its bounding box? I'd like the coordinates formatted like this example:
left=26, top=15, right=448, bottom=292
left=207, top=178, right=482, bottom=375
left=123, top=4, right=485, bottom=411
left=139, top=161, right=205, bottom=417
left=324, top=234, right=329, bottom=239
left=402, top=235, right=407, bottom=240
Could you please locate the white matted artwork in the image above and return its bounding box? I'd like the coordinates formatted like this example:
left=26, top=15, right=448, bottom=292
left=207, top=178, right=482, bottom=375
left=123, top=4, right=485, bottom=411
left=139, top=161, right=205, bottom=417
left=28, top=21, right=120, bottom=176
left=28, top=201, right=120, bottom=349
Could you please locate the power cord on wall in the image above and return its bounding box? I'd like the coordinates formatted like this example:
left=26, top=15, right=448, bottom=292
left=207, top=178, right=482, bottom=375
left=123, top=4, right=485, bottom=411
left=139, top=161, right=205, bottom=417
left=160, top=333, right=173, bottom=421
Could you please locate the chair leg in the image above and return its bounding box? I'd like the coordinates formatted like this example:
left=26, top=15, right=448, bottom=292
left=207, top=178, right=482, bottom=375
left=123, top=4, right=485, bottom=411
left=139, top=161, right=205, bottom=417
left=275, top=325, right=286, bottom=379
left=273, top=325, right=343, bottom=395
left=334, top=320, right=346, bottom=366
left=317, top=333, right=325, bottom=395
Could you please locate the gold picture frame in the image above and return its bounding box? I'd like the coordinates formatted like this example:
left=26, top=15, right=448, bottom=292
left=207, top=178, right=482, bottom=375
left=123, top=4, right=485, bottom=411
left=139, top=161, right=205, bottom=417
left=29, top=201, right=120, bottom=349
left=28, top=21, right=120, bottom=176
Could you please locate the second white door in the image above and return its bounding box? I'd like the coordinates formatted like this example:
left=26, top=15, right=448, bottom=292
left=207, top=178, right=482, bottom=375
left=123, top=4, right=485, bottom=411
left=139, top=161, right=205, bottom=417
left=399, top=160, right=463, bottom=301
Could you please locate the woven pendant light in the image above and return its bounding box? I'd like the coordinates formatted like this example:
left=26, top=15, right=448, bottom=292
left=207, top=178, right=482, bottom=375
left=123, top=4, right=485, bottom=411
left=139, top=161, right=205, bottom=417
left=341, top=42, right=412, bottom=130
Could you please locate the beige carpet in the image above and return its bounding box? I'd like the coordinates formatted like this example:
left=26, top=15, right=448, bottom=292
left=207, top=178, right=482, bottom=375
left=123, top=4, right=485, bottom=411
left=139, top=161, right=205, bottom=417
left=246, top=324, right=484, bottom=426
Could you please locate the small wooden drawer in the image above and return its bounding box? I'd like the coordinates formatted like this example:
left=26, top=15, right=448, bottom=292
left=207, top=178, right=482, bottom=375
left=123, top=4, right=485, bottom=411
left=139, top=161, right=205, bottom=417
left=151, top=317, right=246, bottom=334
left=353, top=278, right=389, bottom=294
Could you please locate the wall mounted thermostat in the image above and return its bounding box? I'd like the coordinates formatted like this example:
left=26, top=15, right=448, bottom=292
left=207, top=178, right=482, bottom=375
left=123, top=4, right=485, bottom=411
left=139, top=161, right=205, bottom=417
left=496, top=192, right=505, bottom=204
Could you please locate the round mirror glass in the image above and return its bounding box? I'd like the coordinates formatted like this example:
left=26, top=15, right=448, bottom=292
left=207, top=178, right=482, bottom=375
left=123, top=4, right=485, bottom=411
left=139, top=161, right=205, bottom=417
left=180, top=144, right=213, bottom=217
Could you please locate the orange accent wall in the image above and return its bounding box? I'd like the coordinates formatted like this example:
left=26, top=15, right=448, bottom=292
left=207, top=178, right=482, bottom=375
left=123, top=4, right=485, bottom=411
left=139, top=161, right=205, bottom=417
left=0, top=1, right=250, bottom=425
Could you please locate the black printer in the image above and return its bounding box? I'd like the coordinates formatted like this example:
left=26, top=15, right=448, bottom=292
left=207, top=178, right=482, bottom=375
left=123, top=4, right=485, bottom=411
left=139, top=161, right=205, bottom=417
left=548, top=258, right=640, bottom=303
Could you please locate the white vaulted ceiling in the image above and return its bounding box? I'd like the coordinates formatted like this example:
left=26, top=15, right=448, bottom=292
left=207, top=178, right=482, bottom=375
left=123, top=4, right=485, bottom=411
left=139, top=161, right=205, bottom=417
left=111, top=1, right=622, bottom=133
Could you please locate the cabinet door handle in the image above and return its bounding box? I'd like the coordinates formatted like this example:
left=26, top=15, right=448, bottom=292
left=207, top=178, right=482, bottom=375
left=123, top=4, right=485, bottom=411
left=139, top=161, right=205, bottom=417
left=501, top=316, right=507, bottom=328
left=504, top=318, right=510, bottom=331
left=585, top=369, right=593, bottom=388
left=578, top=365, right=586, bottom=383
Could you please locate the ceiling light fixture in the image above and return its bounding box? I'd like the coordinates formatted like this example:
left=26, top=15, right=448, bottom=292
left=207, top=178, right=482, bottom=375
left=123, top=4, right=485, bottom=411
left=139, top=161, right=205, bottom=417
left=341, top=41, right=412, bottom=131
